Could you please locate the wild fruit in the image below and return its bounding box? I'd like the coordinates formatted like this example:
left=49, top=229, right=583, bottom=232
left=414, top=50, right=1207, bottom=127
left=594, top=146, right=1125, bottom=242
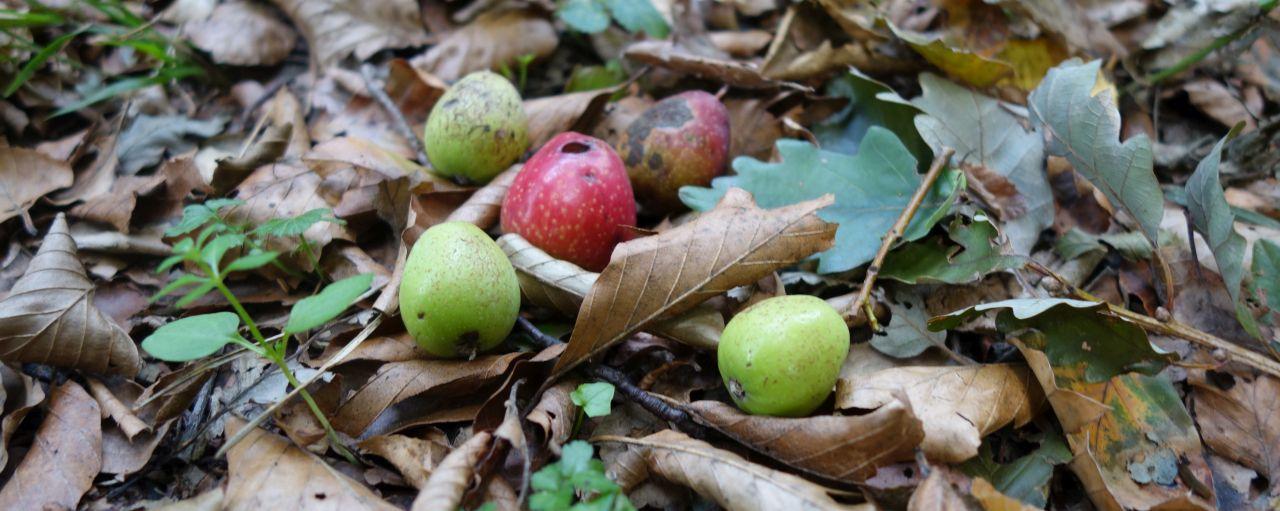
left=399, top=221, right=520, bottom=358
left=615, top=90, right=730, bottom=213
left=500, top=132, right=636, bottom=271
left=717, top=295, right=850, bottom=417
left=424, top=71, right=529, bottom=184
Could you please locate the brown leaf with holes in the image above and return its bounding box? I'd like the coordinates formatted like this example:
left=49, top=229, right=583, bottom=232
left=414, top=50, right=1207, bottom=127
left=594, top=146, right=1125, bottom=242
left=525, top=89, right=617, bottom=149
left=0, top=214, right=140, bottom=376
left=332, top=351, right=529, bottom=436
left=836, top=364, right=1044, bottom=463
left=270, top=0, right=428, bottom=68
left=0, top=382, right=101, bottom=510
left=411, top=8, right=557, bottom=82
left=552, top=188, right=835, bottom=379
left=685, top=399, right=923, bottom=482
left=0, top=147, right=73, bottom=228
left=596, top=430, right=860, bottom=510
left=1190, top=372, right=1280, bottom=486
left=224, top=417, right=398, bottom=511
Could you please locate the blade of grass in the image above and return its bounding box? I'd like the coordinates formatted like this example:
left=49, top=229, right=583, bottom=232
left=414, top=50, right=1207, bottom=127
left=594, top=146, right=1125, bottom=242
left=4, top=26, right=86, bottom=97
left=51, top=64, right=201, bottom=117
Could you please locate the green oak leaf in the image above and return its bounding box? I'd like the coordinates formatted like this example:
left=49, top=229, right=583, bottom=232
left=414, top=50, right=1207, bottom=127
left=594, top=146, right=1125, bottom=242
left=814, top=69, right=930, bottom=166
left=880, top=216, right=1026, bottom=284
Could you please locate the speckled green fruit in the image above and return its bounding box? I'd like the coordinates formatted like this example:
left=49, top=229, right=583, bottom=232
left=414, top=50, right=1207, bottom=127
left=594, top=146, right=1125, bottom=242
left=424, top=71, right=529, bottom=184
left=717, top=295, right=850, bottom=417
left=399, top=222, right=520, bottom=358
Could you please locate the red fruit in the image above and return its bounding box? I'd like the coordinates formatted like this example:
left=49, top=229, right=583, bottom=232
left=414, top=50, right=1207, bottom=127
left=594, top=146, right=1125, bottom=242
left=615, top=90, right=730, bottom=213
left=501, top=132, right=636, bottom=271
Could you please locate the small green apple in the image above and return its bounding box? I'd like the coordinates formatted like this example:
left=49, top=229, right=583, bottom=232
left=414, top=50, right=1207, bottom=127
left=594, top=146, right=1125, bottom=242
left=717, top=295, right=850, bottom=417
left=399, top=222, right=520, bottom=358
left=424, top=71, right=528, bottom=184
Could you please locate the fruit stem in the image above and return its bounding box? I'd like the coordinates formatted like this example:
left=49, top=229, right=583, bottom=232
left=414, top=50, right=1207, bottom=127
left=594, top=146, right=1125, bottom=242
left=843, top=147, right=955, bottom=328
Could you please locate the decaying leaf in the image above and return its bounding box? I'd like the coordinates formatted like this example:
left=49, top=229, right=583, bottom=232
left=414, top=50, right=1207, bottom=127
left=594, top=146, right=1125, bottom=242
left=0, top=147, right=73, bottom=228
left=526, top=380, right=577, bottom=456
left=0, top=214, right=141, bottom=376
left=836, top=364, right=1043, bottom=463
left=411, top=431, right=492, bottom=511
left=597, top=429, right=861, bottom=510
left=0, top=382, right=101, bottom=510
left=552, top=188, right=836, bottom=379
left=224, top=417, right=398, bottom=510
left=1190, top=372, right=1279, bottom=486
left=412, top=8, right=557, bottom=81
left=0, top=365, right=44, bottom=472
left=358, top=432, right=450, bottom=489
left=685, top=399, right=923, bottom=482
left=271, top=0, right=429, bottom=68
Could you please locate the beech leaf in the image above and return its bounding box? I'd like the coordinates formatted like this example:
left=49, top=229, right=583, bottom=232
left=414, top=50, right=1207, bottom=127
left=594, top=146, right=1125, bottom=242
left=552, top=188, right=836, bottom=379
left=0, top=382, right=101, bottom=510
left=0, top=147, right=73, bottom=226
left=0, top=214, right=141, bottom=376
left=1028, top=60, right=1164, bottom=243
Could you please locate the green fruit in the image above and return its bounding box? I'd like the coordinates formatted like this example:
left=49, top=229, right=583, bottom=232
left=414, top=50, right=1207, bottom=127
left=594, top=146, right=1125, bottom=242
left=424, top=71, right=529, bottom=183
left=399, top=221, right=520, bottom=358
left=717, top=295, right=850, bottom=417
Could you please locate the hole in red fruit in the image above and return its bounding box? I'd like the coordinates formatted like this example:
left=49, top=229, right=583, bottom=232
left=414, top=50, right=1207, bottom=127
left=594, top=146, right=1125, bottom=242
left=561, top=141, right=591, bottom=153
left=582, top=171, right=597, bottom=183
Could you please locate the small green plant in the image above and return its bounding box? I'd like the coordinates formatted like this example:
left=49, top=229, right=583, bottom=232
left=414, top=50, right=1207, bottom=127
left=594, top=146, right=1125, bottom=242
left=2, top=0, right=205, bottom=115
left=497, top=53, right=537, bottom=93
left=530, top=441, right=635, bottom=511
left=144, top=200, right=367, bottom=461
left=555, top=0, right=669, bottom=38
left=571, top=382, right=614, bottom=418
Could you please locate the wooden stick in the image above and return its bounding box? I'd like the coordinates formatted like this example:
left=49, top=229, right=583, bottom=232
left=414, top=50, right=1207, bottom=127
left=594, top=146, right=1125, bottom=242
left=843, top=147, right=956, bottom=327
left=359, top=63, right=431, bottom=167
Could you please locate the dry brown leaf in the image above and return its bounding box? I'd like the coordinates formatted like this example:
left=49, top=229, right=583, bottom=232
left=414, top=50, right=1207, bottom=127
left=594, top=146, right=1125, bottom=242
left=312, top=331, right=426, bottom=366
left=384, top=59, right=448, bottom=126
left=69, top=173, right=165, bottom=233
left=527, top=380, right=577, bottom=456
left=86, top=377, right=149, bottom=439
left=685, top=399, right=923, bottom=482
left=0, top=214, right=141, bottom=376
left=186, top=0, right=296, bottom=66
left=498, top=233, right=724, bottom=350
left=625, top=40, right=802, bottom=90
left=836, top=364, right=1043, bottom=463
left=553, top=188, right=835, bottom=379
left=709, top=29, right=774, bottom=57
left=759, top=4, right=882, bottom=82
left=333, top=351, right=528, bottom=436
left=0, top=382, right=101, bottom=510
left=99, top=377, right=171, bottom=477
left=725, top=98, right=783, bottom=161
left=223, top=163, right=352, bottom=262
left=153, top=488, right=225, bottom=511
left=0, top=364, right=44, bottom=471
left=597, top=429, right=861, bottom=510
left=971, top=477, right=1039, bottom=511
left=524, top=89, right=616, bottom=150
left=1183, top=79, right=1258, bottom=131
left=445, top=164, right=519, bottom=229
left=906, top=468, right=972, bottom=511
left=210, top=123, right=292, bottom=193
left=224, top=417, right=398, bottom=511
left=1190, top=372, right=1279, bottom=484
left=411, top=431, right=493, bottom=511
left=358, top=432, right=450, bottom=489
left=270, top=0, right=428, bottom=68
left=0, top=147, right=73, bottom=228
left=412, top=8, right=557, bottom=81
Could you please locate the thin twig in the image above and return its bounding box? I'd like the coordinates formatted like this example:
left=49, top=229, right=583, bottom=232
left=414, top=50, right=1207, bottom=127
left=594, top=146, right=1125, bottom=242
left=515, top=317, right=707, bottom=438
left=359, top=63, right=431, bottom=167
left=843, top=147, right=955, bottom=327
left=1026, top=262, right=1280, bottom=378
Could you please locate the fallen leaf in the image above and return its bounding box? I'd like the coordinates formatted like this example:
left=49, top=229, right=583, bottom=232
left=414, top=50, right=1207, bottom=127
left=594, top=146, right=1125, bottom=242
left=223, top=163, right=352, bottom=263
left=359, top=432, right=451, bottom=489
left=870, top=289, right=947, bottom=358
left=625, top=40, right=799, bottom=90
left=0, top=214, right=141, bottom=376
left=410, top=431, right=492, bottom=511
left=0, top=147, right=73, bottom=227
left=1190, top=372, right=1279, bottom=487
left=412, top=8, right=557, bottom=81
left=971, top=477, right=1040, bottom=511
left=758, top=4, right=881, bottom=82
left=527, top=381, right=577, bottom=456
left=1184, top=80, right=1258, bottom=131
left=69, top=173, right=166, bottom=233
left=837, top=364, right=1043, bottom=463
left=812, top=70, right=930, bottom=166
left=271, top=0, right=429, bottom=69
left=880, top=216, right=1026, bottom=285
left=685, top=398, right=923, bottom=482
left=906, top=468, right=970, bottom=511
left=1028, top=60, right=1163, bottom=244
left=186, top=0, right=297, bottom=66
left=0, top=382, right=101, bottom=510
left=445, top=164, right=519, bottom=229
left=0, top=365, right=44, bottom=471
left=958, top=432, right=1072, bottom=508
left=224, top=417, right=398, bottom=510
left=888, top=23, right=1013, bottom=90
left=117, top=115, right=227, bottom=175
left=553, top=188, right=836, bottom=379
left=596, top=429, right=860, bottom=510
left=210, top=123, right=293, bottom=194
left=524, top=89, right=616, bottom=150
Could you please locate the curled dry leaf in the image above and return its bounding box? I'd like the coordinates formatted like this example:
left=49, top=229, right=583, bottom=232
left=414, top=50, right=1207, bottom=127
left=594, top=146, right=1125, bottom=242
left=498, top=233, right=724, bottom=350
left=332, top=351, right=528, bottom=436
left=445, top=164, right=520, bottom=229
left=625, top=40, right=802, bottom=90
left=1190, top=372, right=1279, bottom=486
left=524, top=89, right=617, bottom=150
left=91, top=378, right=172, bottom=476
left=412, top=8, right=558, bottom=81
left=186, top=0, right=297, bottom=66
left=270, top=0, right=429, bottom=68
left=552, top=188, right=836, bottom=379
left=685, top=399, right=922, bottom=482
left=597, top=429, right=861, bottom=511
left=0, top=382, right=101, bottom=511
left=526, top=380, right=577, bottom=456
left=224, top=417, right=397, bottom=511
left=411, top=431, right=493, bottom=511
left=836, top=364, right=1044, bottom=463
left=0, top=214, right=141, bottom=376
left=0, top=147, right=73, bottom=228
